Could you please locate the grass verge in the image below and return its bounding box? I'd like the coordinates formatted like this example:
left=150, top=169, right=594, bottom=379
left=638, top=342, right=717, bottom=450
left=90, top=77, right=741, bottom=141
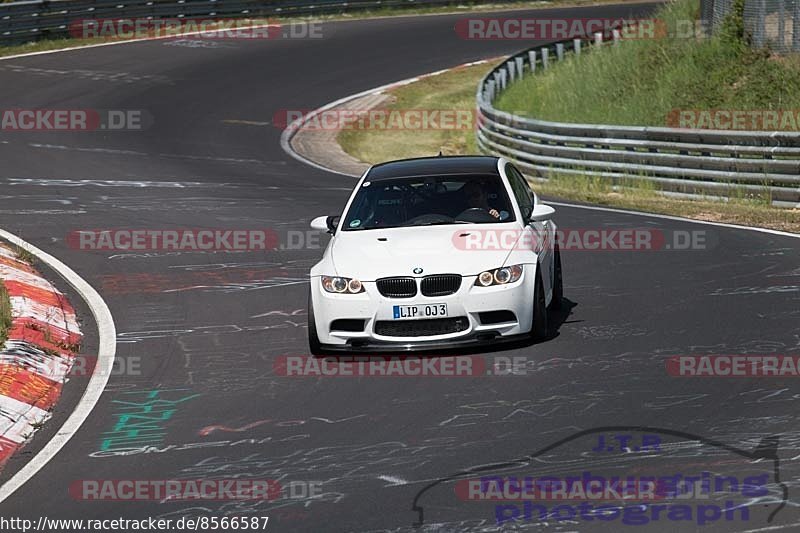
left=494, top=0, right=800, bottom=125
left=338, top=62, right=486, bottom=161
left=0, top=280, right=11, bottom=347
left=536, top=172, right=799, bottom=232
left=336, top=61, right=800, bottom=233
left=0, top=0, right=645, bottom=58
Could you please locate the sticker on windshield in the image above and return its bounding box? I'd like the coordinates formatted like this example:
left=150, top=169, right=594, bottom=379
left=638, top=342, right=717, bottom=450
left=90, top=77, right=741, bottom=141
left=349, top=219, right=361, bottom=228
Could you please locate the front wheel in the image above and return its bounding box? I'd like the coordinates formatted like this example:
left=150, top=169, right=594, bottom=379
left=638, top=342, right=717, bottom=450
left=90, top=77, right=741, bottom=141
left=530, top=264, right=548, bottom=341
left=308, top=291, right=323, bottom=356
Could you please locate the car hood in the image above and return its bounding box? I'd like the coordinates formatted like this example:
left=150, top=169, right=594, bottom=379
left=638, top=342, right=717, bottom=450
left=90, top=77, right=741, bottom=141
left=330, top=224, right=516, bottom=280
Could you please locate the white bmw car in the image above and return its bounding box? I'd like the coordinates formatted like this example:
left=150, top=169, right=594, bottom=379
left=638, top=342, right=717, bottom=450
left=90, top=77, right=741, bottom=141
left=307, top=155, right=562, bottom=354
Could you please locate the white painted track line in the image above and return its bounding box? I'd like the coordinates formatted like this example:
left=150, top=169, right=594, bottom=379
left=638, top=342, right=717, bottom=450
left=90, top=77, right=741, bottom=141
left=546, top=201, right=800, bottom=239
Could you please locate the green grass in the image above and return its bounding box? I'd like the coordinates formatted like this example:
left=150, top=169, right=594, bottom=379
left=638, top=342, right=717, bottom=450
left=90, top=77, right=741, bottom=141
left=495, top=0, right=800, bottom=125
left=0, top=281, right=11, bottom=347
left=12, top=245, right=35, bottom=265
left=338, top=62, right=486, bottom=162
left=0, top=244, right=33, bottom=347
left=535, top=172, right=799, bottom=232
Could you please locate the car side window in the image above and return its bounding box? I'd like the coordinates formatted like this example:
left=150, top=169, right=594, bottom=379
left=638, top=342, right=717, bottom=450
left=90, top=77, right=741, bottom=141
left=506, top=164, right=533, bottom=220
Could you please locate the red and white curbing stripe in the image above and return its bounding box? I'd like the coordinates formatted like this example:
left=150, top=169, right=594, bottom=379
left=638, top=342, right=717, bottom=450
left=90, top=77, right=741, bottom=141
left=0, top=244, right=82, bottom=470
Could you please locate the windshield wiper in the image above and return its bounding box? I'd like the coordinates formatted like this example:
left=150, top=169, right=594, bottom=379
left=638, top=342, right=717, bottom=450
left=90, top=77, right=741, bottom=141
left=416, top=221, right=469, bottom=226
left=346, top=224, right=403, bottom=231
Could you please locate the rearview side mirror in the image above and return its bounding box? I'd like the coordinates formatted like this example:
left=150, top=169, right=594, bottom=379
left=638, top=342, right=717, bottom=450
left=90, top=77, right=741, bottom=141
left=310, top=215, right=340, bottom=234
left=529, top=204, right=555, bottom=222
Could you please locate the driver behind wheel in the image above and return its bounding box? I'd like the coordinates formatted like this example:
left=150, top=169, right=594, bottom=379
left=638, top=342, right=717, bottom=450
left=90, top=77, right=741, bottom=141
left=463, top=181, right=501, bottom=220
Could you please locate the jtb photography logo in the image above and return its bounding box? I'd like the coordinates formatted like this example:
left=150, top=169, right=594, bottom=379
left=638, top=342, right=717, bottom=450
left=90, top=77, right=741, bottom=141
left=411, top=427, right=787, bottom=527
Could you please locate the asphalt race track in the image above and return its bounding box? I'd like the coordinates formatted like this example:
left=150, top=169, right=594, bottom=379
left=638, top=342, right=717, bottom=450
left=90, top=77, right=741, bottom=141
left=1, top=2, right=799, bottom=531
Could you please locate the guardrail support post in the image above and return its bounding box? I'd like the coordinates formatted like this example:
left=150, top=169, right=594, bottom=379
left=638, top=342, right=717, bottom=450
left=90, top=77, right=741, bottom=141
left=556, top=43, right=564, bottom=61
left=594, top=32, right=603, bottom=46
left=573, top=38, right=582, bottom=55
left=507, top=61, right=516, bottom=82
left=528, top=50, right=537, bottom=73
left=612, top=29, right=621, bottom=45
left=500, top=68, right=507, bottom=90
left=794, top=0, right=800, bottom=51
left=701, top=0, right=714, bottom=34
left=755, top=0, right=766, bottom=47
left=515, top=56, right=524, bottom=78
left=541, top=48, right=549, bottom=70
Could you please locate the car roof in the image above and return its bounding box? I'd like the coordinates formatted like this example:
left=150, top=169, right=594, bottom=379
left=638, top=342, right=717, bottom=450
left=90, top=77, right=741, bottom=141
left=365, top=156, right=501, bottom=181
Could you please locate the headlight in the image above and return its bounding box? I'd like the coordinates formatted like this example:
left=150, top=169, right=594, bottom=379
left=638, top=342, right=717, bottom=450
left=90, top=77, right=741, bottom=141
left=321, top=276, right=364, bottom=294
left=474, top=265, right=523, bottom=287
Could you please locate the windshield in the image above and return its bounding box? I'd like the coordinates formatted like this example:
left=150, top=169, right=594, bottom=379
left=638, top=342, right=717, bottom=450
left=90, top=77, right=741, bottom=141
left=342, top=174, right=515, bottom=231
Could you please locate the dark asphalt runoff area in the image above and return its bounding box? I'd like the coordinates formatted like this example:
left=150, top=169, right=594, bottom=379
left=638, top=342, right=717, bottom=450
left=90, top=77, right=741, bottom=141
left=0, top=2, right=799, bottom=531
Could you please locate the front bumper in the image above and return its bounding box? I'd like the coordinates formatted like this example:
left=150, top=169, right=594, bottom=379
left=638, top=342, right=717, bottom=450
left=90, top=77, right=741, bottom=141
left=309, top=269, right=535, bottom=351
left=317, top=331, right=531, bottom=353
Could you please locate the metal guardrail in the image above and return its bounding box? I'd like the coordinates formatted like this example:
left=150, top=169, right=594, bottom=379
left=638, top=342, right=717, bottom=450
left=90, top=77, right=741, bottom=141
left=0, top=0, right=504, bottom=45
left=476, top=32, right=800, bottom=208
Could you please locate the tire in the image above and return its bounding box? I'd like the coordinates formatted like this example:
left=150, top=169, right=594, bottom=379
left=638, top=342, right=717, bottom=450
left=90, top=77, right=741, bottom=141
left=549, top=244, right=563, bottom=311
left=307, top=291, right=323, bottom=356
left=530, top=264, right=548, bottom=341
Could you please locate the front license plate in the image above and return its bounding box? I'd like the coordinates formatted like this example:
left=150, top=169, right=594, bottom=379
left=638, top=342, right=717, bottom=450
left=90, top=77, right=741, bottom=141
left=392, top=303, right=448, bottom=320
